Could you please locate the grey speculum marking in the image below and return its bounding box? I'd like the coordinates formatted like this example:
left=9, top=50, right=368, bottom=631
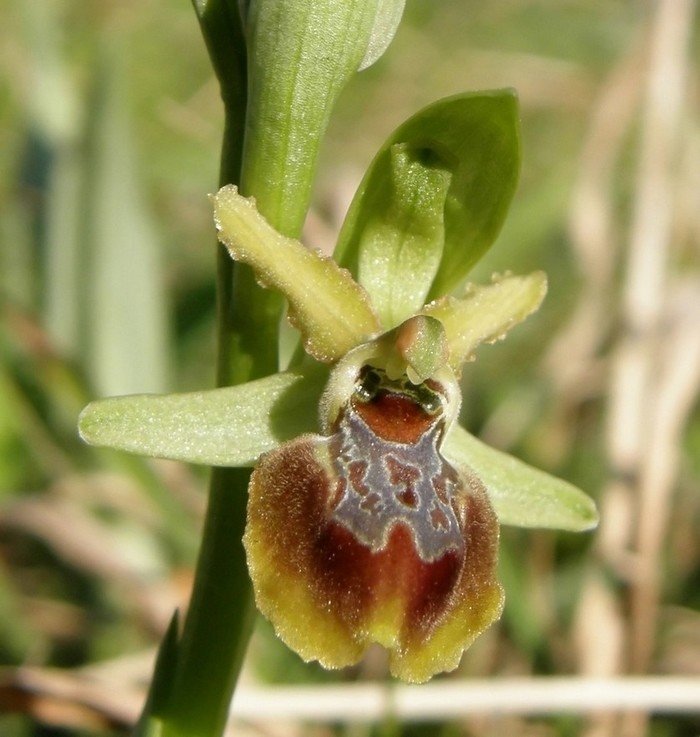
left=328, top=371, right=465, bottom=562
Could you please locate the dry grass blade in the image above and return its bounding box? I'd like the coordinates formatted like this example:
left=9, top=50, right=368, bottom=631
left=0, top=666, right=143, bottom=731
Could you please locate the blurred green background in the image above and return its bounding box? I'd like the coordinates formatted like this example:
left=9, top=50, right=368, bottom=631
left=1, top=1, right=699, bottom=736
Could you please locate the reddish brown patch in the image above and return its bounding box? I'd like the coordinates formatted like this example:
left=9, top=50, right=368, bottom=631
left=313, top=520, right=379, bottom=627
left=382, top=525, right=463, bottom=635
left=384, top=455, right=420, bottom=507
left=250, top=440, right=328, bottom=562
left=459, top=477, right=501, bottom=595
left=311, top=518, right=464, bottom=639
left=396, top=488, right=418, bottom=508
left=353, top=392, right=434, bottom=444
left=348, top=460, right=370, bottom=496
left=430, top=507, right=450, bottom=530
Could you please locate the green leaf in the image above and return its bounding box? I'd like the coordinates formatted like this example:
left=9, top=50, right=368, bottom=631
left=422, top=271, right=547, bottom=373
left=78, top=370, right=323, bottom=467
left=443, top=425, right=598, bottom=531
left=133, top=611, right=179, bottom=737
left=334, top=91, right=521, bottom=301
left=213, top=186, right=381, bottom=362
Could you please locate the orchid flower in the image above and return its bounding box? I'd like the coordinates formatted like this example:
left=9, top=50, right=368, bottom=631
left=79, top=92, right=597, bottom=683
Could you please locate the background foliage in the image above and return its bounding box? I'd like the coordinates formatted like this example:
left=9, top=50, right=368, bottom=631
left=1, top=1, right=699, bottom=736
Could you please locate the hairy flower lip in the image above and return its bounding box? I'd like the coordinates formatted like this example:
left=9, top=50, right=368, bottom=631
left=243, top=323, right=505, bottom=682
left=244, top=418, right=504, bottom=683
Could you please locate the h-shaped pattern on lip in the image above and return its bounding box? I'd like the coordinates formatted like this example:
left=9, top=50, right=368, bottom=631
left=328, top=382, right=465, bottom=563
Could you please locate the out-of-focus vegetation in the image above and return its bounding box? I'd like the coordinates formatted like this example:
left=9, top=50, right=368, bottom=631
left=0, top=1, right=698, bottom=736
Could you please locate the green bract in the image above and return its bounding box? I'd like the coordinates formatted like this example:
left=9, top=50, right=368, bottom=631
left=240, top=0, right=407, bottom=235
left=79, top=89, right=597, bottom=534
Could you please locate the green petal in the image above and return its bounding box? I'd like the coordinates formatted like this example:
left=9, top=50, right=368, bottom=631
left=334, top=91, right=521, bottom=304
left=340, top=143, right=452, bottom=328
left=422, top=271, right=547, bottom=373
left=443, top=425, right=598, bottom=531
left=78, top=371, right=323, bottom=467
left=213, top=186, right=381, bottom=362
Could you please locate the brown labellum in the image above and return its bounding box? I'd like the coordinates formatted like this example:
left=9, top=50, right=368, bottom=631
left=243, top=366, right=503, bottom=682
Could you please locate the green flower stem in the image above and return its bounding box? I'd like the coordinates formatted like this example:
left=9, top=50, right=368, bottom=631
left=154, top=4, right=263, bottom=736
left=161, top=181, right=281, bottom=737
left=162, top=468, right=255, bottom=737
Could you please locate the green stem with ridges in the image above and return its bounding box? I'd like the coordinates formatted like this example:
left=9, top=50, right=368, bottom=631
left=153, top=3, right=264, bottom=736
